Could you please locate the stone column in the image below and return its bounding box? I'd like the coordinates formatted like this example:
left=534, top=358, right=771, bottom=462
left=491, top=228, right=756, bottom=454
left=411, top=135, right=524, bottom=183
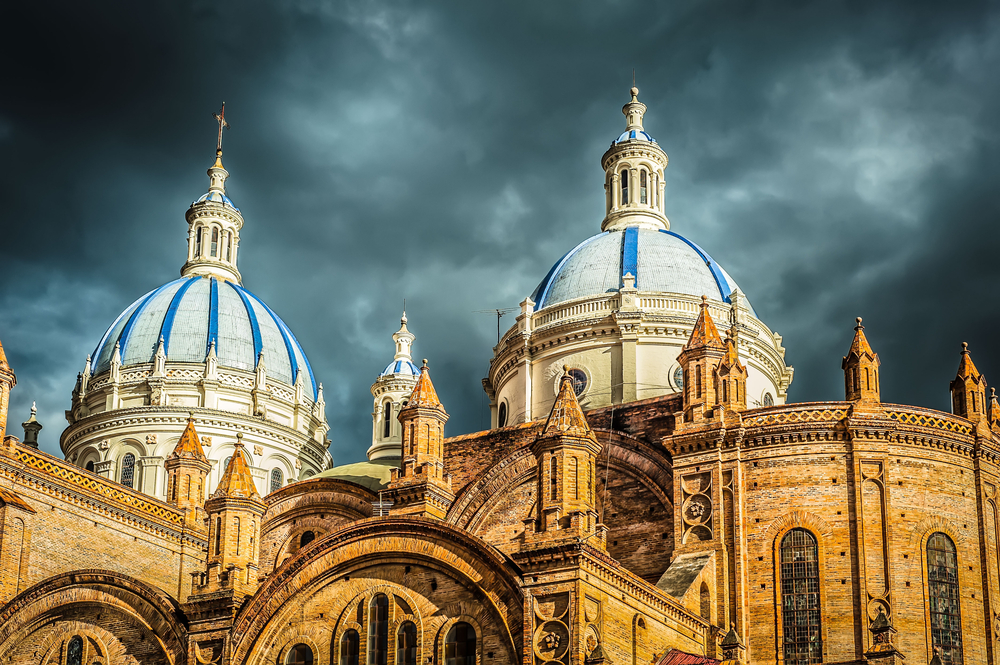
left=139, top=456, right=163, bottom=497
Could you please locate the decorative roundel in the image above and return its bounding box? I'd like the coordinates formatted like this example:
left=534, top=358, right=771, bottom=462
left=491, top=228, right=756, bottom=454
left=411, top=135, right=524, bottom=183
left=673, top=366, right=684, bottom=389
left=567, top=369, right=587, bottom=397
left=763, top=392, right=775, bottom=407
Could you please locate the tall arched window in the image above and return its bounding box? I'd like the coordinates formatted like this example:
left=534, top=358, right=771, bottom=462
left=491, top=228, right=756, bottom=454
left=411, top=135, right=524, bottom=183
left=620, top=169, right=629, bottom=204
left=234, top=517, right=241, bottom=555
left=195, top=227, right=203, bottom=257
left=368, top=594, right=389, bottom=665
left=341, top=630, right=360, bottom=665
left=210, top=227, right=219, bottom=257
left=300, top=531, right=315, bottom=548
left=383, top=401, right=393, bottom=439
left=571, top=457, right=579, bottom=500
left=67, top=635, right=83, bottom=665
left=700, top=582, right=711, bottom=621
left=445, top=622, right=476, bottom=665
left=397, top=621, right=418, bottom=665
left=928, top=532, right=963, bottom=664
left=497, top=402, right=508, bottom=428
left=550, top=456, right=558, bottom=501
left=270, top=468, right=283, bottom=493
left=780, top=528, right=822, bottom=664
left=214, top=516, right=222, bottom=555
left=120, top=453, right=136, bottom=488
left=695, top=369, right=702, bottom=399
left=286, top=644, right=314, bottom=665
left=223, top=233, right=231, bottom=261
left=640, top=169, right=648, bottom=204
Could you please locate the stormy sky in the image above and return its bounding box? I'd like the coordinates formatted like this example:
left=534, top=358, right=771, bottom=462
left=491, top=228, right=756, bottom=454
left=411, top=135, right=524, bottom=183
left=1, top=0, right=998, bottom=464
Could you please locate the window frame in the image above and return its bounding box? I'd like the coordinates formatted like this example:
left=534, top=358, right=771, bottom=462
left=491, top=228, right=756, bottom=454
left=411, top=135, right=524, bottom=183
left=923, top=530, right=964, bottom=664
left=119, top=452, right=137, bottom=488
left=773, top=526, right=826, bottom=665
left=270, top=467, right=284, bottom=494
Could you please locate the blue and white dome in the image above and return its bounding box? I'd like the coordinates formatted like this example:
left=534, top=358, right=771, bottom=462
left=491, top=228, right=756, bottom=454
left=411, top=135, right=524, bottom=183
left=91, top=275, right=317, bottom=397
left=194, top=190, right=240, bottom=211
left=379, top=358, right=420, bottom=378
left=614, top=129, right=656, bottom=144
left=530, top=227, right=754, bottom=314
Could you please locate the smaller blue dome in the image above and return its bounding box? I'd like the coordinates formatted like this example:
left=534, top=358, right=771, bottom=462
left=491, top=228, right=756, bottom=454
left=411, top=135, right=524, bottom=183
left=194, top=190, right=240, bottom=211
left=379, top=359, right=420, bottom=379
left=615, top=129, right=656, bottom=144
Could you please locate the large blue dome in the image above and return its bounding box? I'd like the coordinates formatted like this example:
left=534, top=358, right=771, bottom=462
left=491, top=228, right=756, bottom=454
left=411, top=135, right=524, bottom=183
left=91, top=276, right=317, bottom=398
left=530, top=227, right=754, bottom=314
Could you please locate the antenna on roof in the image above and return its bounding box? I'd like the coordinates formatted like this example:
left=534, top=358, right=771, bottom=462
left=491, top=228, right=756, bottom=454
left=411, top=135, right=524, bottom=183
left=473, top=307, right=518, bottom=344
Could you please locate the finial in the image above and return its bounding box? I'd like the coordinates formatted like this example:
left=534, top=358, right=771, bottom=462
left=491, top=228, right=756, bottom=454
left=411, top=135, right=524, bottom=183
left=235, top=432, right=244, bottom=448
left=701, top=295, right=708, bottom=306
left=30, top=401, right=36, bottom=416
left=213, top=102, right=230, bottom=155
left=855, top=317, right=863, bottom=330
left=422, top=359, right=428, bottom=368
left=563, top=364, right=570, bottom=376
left=188, top=411, right=195, bottom=422
left=962, top=341, right=969, bottom=352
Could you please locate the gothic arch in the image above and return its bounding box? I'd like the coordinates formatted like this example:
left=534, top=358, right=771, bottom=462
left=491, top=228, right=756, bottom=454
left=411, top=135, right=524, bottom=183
left=230, top=518, right=524, bottom=665
left=0, top=570, right=188, bottom=664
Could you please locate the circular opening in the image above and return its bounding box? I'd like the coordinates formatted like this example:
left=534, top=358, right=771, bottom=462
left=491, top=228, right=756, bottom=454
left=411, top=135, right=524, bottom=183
left=567, top=369, right=587, bottom=397
left=673, top=366, right=684, bottom=389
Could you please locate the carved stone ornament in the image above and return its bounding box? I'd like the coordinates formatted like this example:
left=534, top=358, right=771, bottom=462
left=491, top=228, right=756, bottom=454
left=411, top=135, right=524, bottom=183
left=543, top=632, right=562, bottom=651
left=98, top=439, right=110, bottom=451
left=294, top=459, right=302, bottom=470
left=253, top=444, right=263, bottom=457
left=145, top=434, right=157, bottom=445
left=201, top=435, right=212, bottom=448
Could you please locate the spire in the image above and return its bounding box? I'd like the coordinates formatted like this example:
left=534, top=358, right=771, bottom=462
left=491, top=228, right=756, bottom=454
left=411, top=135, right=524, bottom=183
left=180, top=104, right=243, bottom=284
left=369, top=313, right=420, bottom=461
left=212, top=433, right=260, bottom=500
left=170, top=413, right=208, bottom=462
left=623, top=85, right=647, bottom=131
left=684, top=296, right=724, bottom=351
left=720, top=623, right=746, bottom=664
left=406, top=360, right=443, bottom=410
left=950, top=342, right=989, bottom=429
left=842, top=317, right=881, bottom=404
left=541, top=368, right=594, bottom=440
left=0, top=336, right=14, bottom=451
left=20, top=402, right=41, bottom=449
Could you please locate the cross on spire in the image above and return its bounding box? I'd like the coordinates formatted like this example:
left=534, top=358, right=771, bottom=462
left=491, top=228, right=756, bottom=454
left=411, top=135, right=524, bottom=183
left=213, top=102, right=230, bottom=153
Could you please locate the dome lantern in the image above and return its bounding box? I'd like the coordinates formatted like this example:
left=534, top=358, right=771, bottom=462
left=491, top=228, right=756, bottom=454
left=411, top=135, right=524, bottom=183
left=368, top=312, right=421, bottom=462
left=601, top=86, right=670, bottom=233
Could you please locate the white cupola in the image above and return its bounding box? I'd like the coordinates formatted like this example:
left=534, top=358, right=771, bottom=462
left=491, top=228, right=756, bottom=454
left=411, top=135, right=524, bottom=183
left=368, top=313, right=421, bottom=461
left=600, top=87, right=670, bottom=232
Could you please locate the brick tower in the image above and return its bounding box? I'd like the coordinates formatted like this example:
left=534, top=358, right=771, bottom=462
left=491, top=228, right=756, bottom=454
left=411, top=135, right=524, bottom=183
left=715, top=328, right=748, bottom=415
left=196, top=433, right=265, bottom=596
left=386, top=360, right=454, bottom=519
left=842, top=317, right=881, bottom=403
left=523, top=367, right=606, bottom=548
left=164, top=414, right=211, bottom=524
left=0, top=337, right=16, bottom=448
left=950, top=342, right=989, bottom=429
left=677, top=296, right=726, bottom=425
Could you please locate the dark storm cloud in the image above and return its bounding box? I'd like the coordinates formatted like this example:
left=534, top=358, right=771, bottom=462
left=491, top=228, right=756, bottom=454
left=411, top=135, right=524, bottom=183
left=1, top=0, right=998, bottom=462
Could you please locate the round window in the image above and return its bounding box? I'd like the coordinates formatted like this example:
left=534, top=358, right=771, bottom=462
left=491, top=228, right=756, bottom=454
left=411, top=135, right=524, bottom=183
left=673, top=366, right=684, bottom=388
left=567, top=369, right=587, bottom=397
left=763, top=392, right=774, bottom=407
left=497, top=402, right=508, bottom=428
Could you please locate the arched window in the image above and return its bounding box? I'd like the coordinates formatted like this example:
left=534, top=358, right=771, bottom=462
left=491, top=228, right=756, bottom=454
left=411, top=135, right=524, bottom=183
left=397, top=621, right=418, bottom=665
left=341, top=630, right=360, bottom=665
left=550, top=456, right=558, bottom=501
left=214, top=516, right=222, bottom=555
left=195, top=227, right=203, bottom=257
left=763, top=392, right=775, bottom=407
left=621, top=169, right=629, bottom=204
left=67, top=635, right=83, bottom=665
left=223, top=233, right=231, bottom=261
left=85, top=460, right=95, bottom=473
left=368, top=594, right=389, bottom=665
left=699, top=582, right=711, bottom=621
left=300, top=531, right=315, bottom=548
left=445, top=622, right=476, bottom=665
left=383, top=401, right=393, bottom=439
left=780, top=528, right=822, bottom=664
left=210, top=227, right=219, bottom=257
left=695, top=369, right=702, bottom=399
left=497, top=402, right=508, bottom=428
left=928, top=532, right=963, bottom=664
left=285, top=644, right=314, bottom=665
left=270, top=468, right=283, bottom=493
left=640, top=169, right=647, bottom=204
left=120, top=453, right=136, bottom=488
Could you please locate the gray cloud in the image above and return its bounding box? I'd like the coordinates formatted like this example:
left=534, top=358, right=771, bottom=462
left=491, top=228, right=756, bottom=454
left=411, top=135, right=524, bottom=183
left=2, top=0, right=998, bottom=463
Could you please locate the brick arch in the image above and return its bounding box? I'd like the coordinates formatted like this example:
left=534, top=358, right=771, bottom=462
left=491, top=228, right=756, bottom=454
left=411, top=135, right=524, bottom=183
left=231, top=518, right=524, bottom=665
left=39, top=622, right=116, bottom=665
left=758, top=510, right=834, bottom=557
left=909, top=514, right=971, bottom=550
left=0, top=570, right=188, bottom=664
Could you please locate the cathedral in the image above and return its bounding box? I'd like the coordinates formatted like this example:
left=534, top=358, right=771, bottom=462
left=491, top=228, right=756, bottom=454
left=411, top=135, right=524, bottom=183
left=0, top=88, right=992, bottom=665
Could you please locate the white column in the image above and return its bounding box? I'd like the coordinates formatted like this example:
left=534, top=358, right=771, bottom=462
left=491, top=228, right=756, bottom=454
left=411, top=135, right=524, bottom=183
left=187, top=229, right=195, bottom=261
left=611, top=173, right=620, bottom=210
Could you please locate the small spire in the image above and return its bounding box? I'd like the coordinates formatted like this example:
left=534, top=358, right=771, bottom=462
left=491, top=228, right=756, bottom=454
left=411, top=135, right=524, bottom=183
left=170, top=413, right=208, bottom=461
left=404, top=360, right=443, bottom=410
left=847, top=316, right=876, bottom=359
left=955, top=341, right=981, bottom=380
left=21, top=402, right=42, bottom=449
left=540, top=367, right=594, bottom=439
left=212, top=432, right=260, bottom=499
left=684, top=296, right=724, bottom=351
left=623, top=84, right=647, bottom=131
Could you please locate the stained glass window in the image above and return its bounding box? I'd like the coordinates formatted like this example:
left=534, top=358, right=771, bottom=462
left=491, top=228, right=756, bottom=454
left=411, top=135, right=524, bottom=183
left=67, top=636, right=83, bottom=665
left=120, top=453, right=136, bottom=488
left=780, top=528, right=822, bottom=665
left=270, top=468, right=283, bottom=494
left=928, top=532, right=963, bottom=664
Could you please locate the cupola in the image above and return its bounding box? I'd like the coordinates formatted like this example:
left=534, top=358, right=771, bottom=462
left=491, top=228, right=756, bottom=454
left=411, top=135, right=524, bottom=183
left=600, top=86, right=670, bottom=232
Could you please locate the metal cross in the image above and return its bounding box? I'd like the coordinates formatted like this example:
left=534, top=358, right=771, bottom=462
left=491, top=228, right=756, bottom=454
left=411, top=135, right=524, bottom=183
left=213, top=103, right=230, bottom=152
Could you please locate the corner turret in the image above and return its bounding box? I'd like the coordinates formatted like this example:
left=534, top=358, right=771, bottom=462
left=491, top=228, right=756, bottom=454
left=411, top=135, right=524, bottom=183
left=951, top=342, right=989, bottom=432
left=842, top=317, right=881, bottom=404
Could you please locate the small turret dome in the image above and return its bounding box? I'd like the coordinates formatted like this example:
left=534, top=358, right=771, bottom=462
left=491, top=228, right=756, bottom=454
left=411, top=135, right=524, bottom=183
left=194, top=189, right=240, bottom=211
left=614, top=129, right=656, bottom=145
left=379, top=358, right=421, bottom=378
